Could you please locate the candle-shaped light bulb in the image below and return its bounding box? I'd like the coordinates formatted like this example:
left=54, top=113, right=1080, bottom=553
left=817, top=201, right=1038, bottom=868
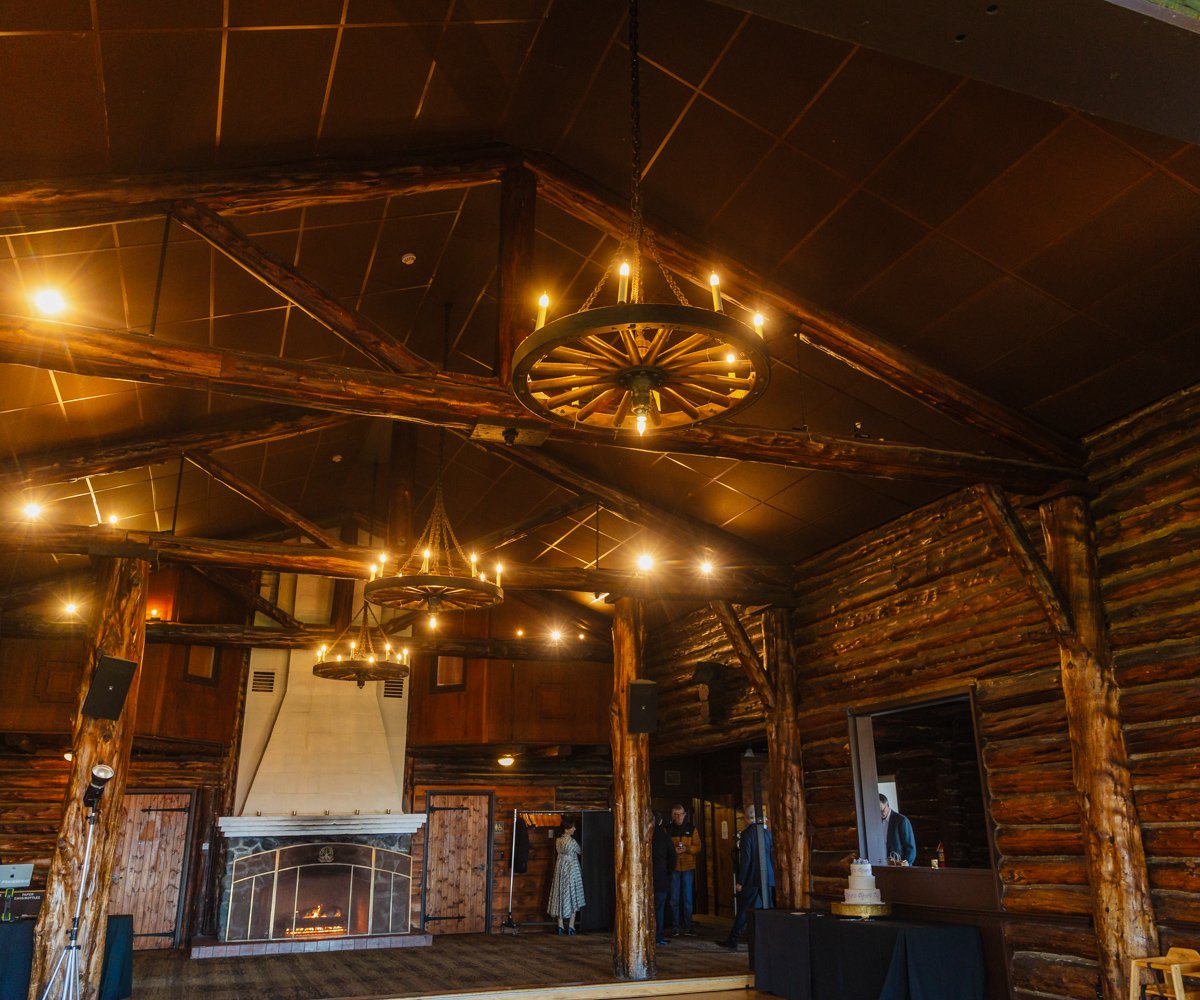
left=617, top=261, right=631, bottom=303
left=336, top=654, right=343, bottom=662
left=753, top=313, right=764, bottom=338
left=429, top=613, right=438, bottom=629
left=470, top=552, right=477, bottom=575
left=385, top=642, right=391, bottom=652
left=350, top=641, right=356, bottom=651
left=495, top=563, right=503, bottom=588
left=368, top=655, right=375, bottom=664
left=369, top=563, right=377, bottom=581
left=535, top=292, right=550, bottom=330
left=709, top=272, right=723, bottom=312
left=636, top=412, right=648, bottom=436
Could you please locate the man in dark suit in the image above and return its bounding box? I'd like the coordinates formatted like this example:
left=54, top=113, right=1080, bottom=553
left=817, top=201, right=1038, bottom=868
left=716, top=805, right=774, bottom=949
left=880, top=793, right=916, bottom=864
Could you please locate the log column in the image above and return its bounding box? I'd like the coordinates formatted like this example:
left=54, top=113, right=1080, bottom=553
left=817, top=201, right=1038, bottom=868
left=29, top=557, right=148, bottom=1000
left=1040, top=494, right=1157, bottom=1000
left=762, top=607, right=808, bottom=909
left=610, top=597, right=654, bottom=980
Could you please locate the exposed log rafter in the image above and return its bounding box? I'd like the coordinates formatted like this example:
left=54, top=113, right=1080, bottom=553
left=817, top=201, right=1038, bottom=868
left=495, top=165, right=537, bottom=385
left=185, top=450, right=340, bottom=548
left=190, top=565, right=304, bottom=631
left=708, top=600, right=774, bottom=712
left=173, top=200, right=438, bottom=375
left=973, top=484, right=1073, bottom=642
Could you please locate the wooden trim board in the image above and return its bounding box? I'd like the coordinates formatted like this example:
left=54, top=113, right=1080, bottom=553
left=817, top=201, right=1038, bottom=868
left=342, top=974, right=755, bottom=1000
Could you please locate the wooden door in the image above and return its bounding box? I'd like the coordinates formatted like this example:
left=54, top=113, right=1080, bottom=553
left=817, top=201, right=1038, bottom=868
left=711, top=803, right=738, bottom=917
left=423, top=791, right=492, bottom=934
left=108, top=792, right=191, bottom=950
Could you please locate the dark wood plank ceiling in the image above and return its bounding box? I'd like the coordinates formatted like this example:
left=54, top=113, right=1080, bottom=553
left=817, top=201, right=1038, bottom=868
left=1, top=0, right=1198, bottom=602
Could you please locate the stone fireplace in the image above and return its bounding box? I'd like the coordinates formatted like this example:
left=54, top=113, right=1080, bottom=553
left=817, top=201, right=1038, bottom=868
left=196, top=570, right=429, bottom=958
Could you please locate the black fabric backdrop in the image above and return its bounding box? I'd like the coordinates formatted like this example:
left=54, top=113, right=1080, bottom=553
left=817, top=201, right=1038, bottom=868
left=579, top=811, right=615, bottom=932
left=0, top=915, right=133, bottom=1000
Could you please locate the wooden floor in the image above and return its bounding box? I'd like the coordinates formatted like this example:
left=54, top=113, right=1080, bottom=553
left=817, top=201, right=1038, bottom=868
left=133, top=928, right=752, bottom=1000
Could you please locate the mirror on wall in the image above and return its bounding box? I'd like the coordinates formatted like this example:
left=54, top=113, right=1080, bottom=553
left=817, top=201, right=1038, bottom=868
left=850, top=695, right=993, bottom=869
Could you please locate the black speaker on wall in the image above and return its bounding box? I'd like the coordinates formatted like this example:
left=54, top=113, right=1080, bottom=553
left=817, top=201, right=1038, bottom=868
left=80, top=655, right=137, bottom=721
left=627, top=679, right=658, bottom=733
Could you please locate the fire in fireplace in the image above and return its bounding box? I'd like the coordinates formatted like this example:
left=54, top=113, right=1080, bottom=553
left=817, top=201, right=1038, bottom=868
left=225, top=842, right=411, bottom=942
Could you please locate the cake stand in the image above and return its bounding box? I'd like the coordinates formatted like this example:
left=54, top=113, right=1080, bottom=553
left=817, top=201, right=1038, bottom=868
left=831, top=901, right=891, bottom=919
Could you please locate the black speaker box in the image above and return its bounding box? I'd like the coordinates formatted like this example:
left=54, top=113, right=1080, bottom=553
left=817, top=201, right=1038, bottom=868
left=627, top=679, right=658, bottom=733
left=80, top=655, right=137, bottom=721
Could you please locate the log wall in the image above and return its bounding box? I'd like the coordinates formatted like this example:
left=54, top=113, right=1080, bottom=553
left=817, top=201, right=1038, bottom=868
left=645, top=385, right=1200, bottom=998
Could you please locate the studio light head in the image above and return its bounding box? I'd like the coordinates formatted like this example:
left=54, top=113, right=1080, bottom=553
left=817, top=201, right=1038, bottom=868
left=82, top=764, right=115, bottom=808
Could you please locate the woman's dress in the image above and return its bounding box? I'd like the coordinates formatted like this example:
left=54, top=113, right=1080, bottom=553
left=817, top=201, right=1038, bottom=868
left=547, top=833, right=586, bottom=917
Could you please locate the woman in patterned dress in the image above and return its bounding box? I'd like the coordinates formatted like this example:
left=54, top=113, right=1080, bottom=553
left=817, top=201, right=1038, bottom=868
left=547, top=819, right=586, bottom=934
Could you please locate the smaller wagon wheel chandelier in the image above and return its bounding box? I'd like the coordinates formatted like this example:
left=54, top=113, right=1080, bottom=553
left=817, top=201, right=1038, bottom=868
left=511, top=0, right=769, bottom=436
left=364, top=442, right=503, bottom=622
left=314, top=600, right=410, bottom=689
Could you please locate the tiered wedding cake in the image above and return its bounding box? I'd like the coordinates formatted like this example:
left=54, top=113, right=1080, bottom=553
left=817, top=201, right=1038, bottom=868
left=831, top=858, right=889, bottom=917
left=843, top=860, right=881, bottom=904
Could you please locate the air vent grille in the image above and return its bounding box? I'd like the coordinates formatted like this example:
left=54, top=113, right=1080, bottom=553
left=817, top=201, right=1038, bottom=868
left=383, top=679, right=405, bottom=699
left=251, top=670, right=276, bottom=693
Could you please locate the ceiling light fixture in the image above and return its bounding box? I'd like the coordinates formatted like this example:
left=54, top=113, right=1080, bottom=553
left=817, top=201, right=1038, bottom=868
left=550, top=629, right=562, bottom=642
left=364, top=436, right=503, bottom=623
left=699, top=560, right=714, bottom=576
left=22, top=502, right=41, bottom=519
left=32, top=288, right=67, bottom=316
left=636, top=553, right=654, bottom=572
left=510, top=0, right=769, bottom=436
left=497, top=753, right=516, bottom=768
left=314, top=601, right=410, bottom=690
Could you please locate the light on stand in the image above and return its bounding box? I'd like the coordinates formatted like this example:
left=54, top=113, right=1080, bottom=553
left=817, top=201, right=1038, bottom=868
left=83, top=764, right=114, bottom=808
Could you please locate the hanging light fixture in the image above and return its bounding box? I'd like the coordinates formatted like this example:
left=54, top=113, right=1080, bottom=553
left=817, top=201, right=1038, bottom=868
left=314, top=600, right=410, bottom=689
left=510, top=0, right=769, bottom=435
left=364, top=441, right=503, bottom=617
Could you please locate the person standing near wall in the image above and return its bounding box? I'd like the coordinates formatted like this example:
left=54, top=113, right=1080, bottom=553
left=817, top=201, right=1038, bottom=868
left=717, top=804, right=774, bottom=950
left=666, top=803, right=702, bottom=936
left=548, top=819, right=586, bottom=935
left=651, top=811, right=676, bottom=946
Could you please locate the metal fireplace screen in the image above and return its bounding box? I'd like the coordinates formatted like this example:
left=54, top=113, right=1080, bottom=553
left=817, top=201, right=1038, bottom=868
left=226, top=843, right=411, bottom=941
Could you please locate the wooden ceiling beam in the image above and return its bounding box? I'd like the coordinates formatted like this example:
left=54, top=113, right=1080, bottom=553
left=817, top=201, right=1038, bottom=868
left=185, top=450, right=341, bottom=548
left=0, top=523, right=798, bottom=604
left=709, top=600, right=775, bottom=711
left=527, top=153, right=1084, bottom=467
left=0, top=407, right=352, bottom=491
left=173, top=200, right=438, bottom=375
left=0, top=143, right=516, bottom=235
left=189, top=564, right=305, bottom=631
left=495, top=164, right=537, bottom=385
left=0, top=318, right=1081, bottom=493
left=0, top=617, right=614, bottom=663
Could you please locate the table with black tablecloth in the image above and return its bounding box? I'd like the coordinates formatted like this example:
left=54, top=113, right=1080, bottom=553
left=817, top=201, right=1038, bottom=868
left=0, top=915, right=133, bottom=1000
left=754, top=910, right=987, bottom=1000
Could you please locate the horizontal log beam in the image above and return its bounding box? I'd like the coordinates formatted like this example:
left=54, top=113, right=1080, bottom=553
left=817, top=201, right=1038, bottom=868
left=173, top=200, right=437, bottom=375
left=185, top=450, right=340, bottom=548
left=0, top=617, right=614, bottom=663
left=0, top=144, right=515, bottom=235
left=0, top=319, right=1080, bottom=493
left=528, top=153, right=1083, bottom=468
left=0, top=407, right=353, bottom=491
left=0, top=523, right=798, bottom=604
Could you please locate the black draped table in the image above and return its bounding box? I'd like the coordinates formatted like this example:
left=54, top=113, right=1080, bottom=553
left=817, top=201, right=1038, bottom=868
left=754, top=910, right=987, bottom=1000
left=0, top=916, right=133, bottom=1000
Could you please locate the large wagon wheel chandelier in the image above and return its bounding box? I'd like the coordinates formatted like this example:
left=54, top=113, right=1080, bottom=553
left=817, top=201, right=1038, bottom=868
left=511, top=0, right=769, bottom=436
left=314, top=601, right=410, bottom=689
left=364, top=438, right=503, bottom=622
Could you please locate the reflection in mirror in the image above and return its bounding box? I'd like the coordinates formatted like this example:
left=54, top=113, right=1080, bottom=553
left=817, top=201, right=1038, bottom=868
left=853, top=696, right=992, bottom=869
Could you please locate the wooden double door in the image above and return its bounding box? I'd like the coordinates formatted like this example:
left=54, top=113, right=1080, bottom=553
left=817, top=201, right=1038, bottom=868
left=422, top=791, right=492, bottom=934
left=108, top=791, right=193, bottom=950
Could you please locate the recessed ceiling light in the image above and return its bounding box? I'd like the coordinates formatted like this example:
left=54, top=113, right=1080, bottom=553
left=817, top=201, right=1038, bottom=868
left=550, top=629, right=562, bottom=642
left=401, top=253, right=417, bottom=266
left=636, top=553, right=653, bottom=572
left=32, top=288, right=66, bottom=316
left=331, top=454, right=343, bottom=463
left=22, top=502, right=41, bottom=519
left=64, top=602, right=77, bottom=615
left=516, top=628, right=524, bottom=637
left=107, top=515, right=118, bottom=525
left=699, top=561, right=713, bottom=576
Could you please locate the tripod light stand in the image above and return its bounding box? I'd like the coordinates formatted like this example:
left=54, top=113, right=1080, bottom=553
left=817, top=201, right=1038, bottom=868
left=39, top=763, right=114, bottom=1000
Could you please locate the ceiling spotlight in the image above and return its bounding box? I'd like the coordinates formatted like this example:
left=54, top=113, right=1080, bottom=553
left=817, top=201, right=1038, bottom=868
left=550, top=629, right=562, bottom=642
left=577, top=632, right=585, bottom=640
left=636, top=553, right=653, bottom=572
left=22, top=502, right=41, bottom=519
left=516, top=628, right=524, bottom=637
left=497, top=753, right=516, bottom=768
left=64, top=602, right=77, bottom=615
left=699, top=560, right=714, bottom=576
left=32, top=288, right=67, bottom=316
left=107, top=515, right=118, bottom=525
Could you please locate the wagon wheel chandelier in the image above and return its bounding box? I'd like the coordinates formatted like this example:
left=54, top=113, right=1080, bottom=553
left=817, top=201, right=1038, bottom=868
left=314, top=600, right=410, bottom=689
left=510, top=0, right=769, bottom=436
left=364, top=440, right=503, bottom=622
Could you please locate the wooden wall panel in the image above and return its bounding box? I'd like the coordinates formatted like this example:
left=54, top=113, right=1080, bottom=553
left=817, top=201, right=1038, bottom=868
left=407, top=753, right=611, bottom=932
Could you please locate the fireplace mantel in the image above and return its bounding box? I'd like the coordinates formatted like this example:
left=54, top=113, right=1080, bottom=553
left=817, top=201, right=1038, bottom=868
left=219, top=814, right=426, bottom=838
